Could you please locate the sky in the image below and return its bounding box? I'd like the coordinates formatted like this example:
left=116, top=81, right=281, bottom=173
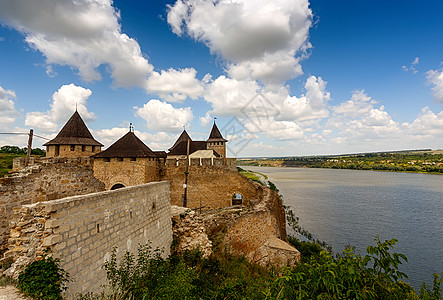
left=0, top=0, right=442, bottom=157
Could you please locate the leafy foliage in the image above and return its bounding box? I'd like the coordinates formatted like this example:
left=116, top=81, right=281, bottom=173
left=78, top=239, right=442, bottom=300
left=271, top=237, right=440, bottom=299
left=17, top=255, right=69, bottom=300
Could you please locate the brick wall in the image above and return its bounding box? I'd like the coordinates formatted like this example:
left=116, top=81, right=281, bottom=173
left=0, top=158, right=105, bottom=248
left=5, top=181, right=172, bottom=298
left=164, top=158, right=262, bottom=209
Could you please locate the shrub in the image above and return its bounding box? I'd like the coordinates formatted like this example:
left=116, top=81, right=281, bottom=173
left=17, top=255, right=69, bottom=300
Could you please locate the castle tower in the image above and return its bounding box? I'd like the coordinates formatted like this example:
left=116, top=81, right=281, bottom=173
left=93, top=131, right=166, bottom=190
left=206, top=122, right=227, bottom=158
left=43, top=111, right=103, bottom=158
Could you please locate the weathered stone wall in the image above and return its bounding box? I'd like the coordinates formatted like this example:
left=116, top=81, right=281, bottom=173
left=94, top=157, right=164, bottom=190
left=164, top=158, right=260, bottom=209
left=0, top=158, right=105, bottom=248
left=46, top=145, right=101, bottom=158
left=5, top=181, right=172, bottom=298
left=171, top=186, right=299, bottom=269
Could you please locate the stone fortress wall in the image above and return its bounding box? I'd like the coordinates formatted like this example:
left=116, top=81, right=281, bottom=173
left=0, top=157, right=105, bottom=247
left=164, top=158, right=259, bottom=209
left=93, top=157, right=164, bottom=190
left=5, top=181, right=172, bottom=299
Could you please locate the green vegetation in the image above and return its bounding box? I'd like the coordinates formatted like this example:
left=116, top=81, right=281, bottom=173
left=0, top=145, right=46, bottom=177
left=0, top=153, right=23, bottom=177
left=238, top=150, right=443, bottom=174
left=77, top=240, right=441, bottom=300
left=237, top=166, right=265, bottom=184
left=17, top=254, right=70, bottom=300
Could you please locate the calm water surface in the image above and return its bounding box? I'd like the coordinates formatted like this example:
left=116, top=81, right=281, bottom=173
left=247, top=166, right=443, bottom=289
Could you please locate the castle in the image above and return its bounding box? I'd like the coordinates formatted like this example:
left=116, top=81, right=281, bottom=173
left=1, top=111, right=299, bottom=298
left=41, top=111, right=241, bottom=207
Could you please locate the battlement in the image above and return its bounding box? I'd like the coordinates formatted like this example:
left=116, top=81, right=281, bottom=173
left=13, top=156, right=94, bottom=172
left=165, top=157, right=236, bottom=170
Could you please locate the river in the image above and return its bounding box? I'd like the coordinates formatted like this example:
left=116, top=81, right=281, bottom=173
left=246, top=166, right=443, bottom=289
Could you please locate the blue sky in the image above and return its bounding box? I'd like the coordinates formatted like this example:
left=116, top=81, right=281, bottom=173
left=0, top=0, right=442, bottom=157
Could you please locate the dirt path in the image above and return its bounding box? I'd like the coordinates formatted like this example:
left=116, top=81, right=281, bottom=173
left=0, top=285, right=30, bottom=300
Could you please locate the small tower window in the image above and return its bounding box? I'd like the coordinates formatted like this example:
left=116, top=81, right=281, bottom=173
left=82, top=145, right=86, bottom=152
left=70, top=145, right=75, bottom=151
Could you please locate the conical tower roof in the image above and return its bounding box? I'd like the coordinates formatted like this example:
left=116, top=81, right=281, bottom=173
left=43, top=111, right=103, bottom=146
left=94, top=131, right=157, bottom=158
left=168, top=129, right=192, bottom=151
left=206, top=122, right=227, bottom=142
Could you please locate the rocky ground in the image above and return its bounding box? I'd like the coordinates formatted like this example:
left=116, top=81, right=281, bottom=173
left=0, top=285, right=29, bottom=300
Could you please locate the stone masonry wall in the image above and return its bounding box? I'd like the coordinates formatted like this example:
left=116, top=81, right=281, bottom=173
left=0, top=158, right=105, bottom=248
left=164, top=158, right=260, bottom=209
left=94, top=157, right=163, bottom=190
left=5, top=181, right=172, bottom=299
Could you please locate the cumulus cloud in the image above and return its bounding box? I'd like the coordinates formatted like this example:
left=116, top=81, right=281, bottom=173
left=134, top=100, right=193, bottom=133
left=145, top=68, right=204, bottom=102
left=246, top=118, right=305, bottom=140
left=199, top=112, right=212, bottom=127
left=92, top=127, right=176, bottom=150
left=25, top=83, right=95, bottom=132
left=277, top=75, right=330, bottom=122
left=204, top=75, right=261, bottom=116
left=168, top=0, right=312, bottom=83
left=0, top=85, right=19, bottom=129
left=403, top=107, right=443, bottom=137
left=0, top=0, right=153, bottom=87
left=327, top=90, right=400, bottom=139
left=426, top=68, right=443, bottom=103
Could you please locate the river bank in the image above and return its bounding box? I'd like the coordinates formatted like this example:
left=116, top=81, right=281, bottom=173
left=238, top=150, right=443, bottom=175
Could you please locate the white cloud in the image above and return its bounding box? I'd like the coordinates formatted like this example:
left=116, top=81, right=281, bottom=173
left=326, top=90, right=400, bottom=139
left=0, top=85, right=19, bottom=129
left=199, top=112, right=212, bottom=127
left=93, top=127, right=176, bottom=151
left=204, top=75, right=261, bottom=116
left=403, top=107, right=443, bottom=137
left=246, top=118, right=305, bottom=140
left=25, top=84, right=95, bottom=132
left=145, top=68, right=204, bottom=102
left=134, top=100, right=193, bottom=133
left=0, top=0, right=153, bottom=87
left=168, top=0, right=312, bottom=83
left=277, top=75, right=330, bottom=122
left=426, top=67, right=443, bottom=103
left=402, top=57, right=419, bottom=74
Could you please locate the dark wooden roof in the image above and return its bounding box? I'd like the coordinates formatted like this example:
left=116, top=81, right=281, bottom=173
left=43, top=111, right=103, bottom=146
left=206, top=122, right=227, bottom=142
left=168, top=130, right=191, bottom=151
left=94, top=131, right=159, bottom=158
left=168, top=140, right=206, bottom=156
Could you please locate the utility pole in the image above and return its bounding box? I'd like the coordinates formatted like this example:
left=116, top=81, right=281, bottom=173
left=25, top=129, right=33, bottom=166
left=183, top=138, right=190, bottom=207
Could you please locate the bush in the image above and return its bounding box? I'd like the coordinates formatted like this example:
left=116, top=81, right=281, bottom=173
left=17, top=255, right=69, bottom=300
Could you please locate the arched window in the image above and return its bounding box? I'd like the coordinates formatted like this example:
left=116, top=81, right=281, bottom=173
left=111, top=183, right=125, bottom=190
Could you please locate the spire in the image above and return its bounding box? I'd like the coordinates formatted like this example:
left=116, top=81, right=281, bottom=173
left=206, top=121, right=227, bottom=142
left=169, top=129, right=192, bottom=151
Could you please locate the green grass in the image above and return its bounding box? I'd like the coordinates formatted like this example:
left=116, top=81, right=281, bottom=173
left=0, top=153, right=25, bottom=177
